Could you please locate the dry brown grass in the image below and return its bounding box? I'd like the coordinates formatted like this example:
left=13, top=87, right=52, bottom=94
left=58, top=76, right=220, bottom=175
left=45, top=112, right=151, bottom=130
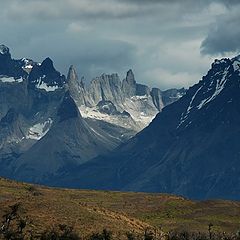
left=0, top=177, right=240, bottom=238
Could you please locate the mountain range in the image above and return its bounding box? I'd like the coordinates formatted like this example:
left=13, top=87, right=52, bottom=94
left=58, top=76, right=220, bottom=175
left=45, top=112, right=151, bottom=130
left=2, top=43, right=240, bottom=200
left=49, top=54, right=240, bottom=200
left=0, top=44, right=184, bottom=183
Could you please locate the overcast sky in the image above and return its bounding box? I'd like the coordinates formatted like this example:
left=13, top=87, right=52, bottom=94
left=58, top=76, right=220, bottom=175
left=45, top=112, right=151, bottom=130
left=1, top=0, right=239, bottom=89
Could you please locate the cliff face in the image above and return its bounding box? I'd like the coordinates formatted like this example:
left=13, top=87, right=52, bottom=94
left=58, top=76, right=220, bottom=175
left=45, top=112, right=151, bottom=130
left=67, top=66, right=185, bottom=131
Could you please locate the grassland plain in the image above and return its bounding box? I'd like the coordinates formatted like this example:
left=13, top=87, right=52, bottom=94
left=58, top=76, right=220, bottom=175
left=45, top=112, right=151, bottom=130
left=0, top=177, right=240, bottom=239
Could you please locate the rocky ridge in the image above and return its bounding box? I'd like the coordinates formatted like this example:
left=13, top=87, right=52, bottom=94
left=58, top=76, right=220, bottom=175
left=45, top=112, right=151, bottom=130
left=0, top=44, right=184, bottom=183
left=67, top=66, right=185, bottom=131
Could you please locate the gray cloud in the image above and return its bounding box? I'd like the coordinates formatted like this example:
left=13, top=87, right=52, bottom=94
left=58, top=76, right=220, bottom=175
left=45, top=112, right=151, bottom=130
left=4, top=0, right=230, bottom=22
left=11, top=32, right=136, bottom=81
left=1, top=0, right=238, bottom=89
left=219, top=0, right=240, bottom=7
left=3, top=0, right=160, bottom=21
left=201, top=6, right=240, bottom=55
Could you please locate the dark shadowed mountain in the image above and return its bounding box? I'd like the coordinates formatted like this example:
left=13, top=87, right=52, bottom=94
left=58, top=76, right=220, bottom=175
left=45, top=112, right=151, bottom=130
left=54, top=55, right=240, bottom=200
left=12, top=92, right=122, bottom=182
left=0, top=44, right=184, bottom=183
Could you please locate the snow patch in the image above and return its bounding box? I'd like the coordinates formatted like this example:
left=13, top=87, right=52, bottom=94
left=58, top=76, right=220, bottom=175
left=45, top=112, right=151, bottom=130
left=35, top=76, right=60, bottom=92
left=170, top=92, right=184, bottom=99
left=36, top=82, right=59, bottom=92
left=177, top=85, right=203, bottom=128
left=197, top=67, right=229, bottom=110
left=0, top=76, right=23, bottom=83
left=186, top=86, right=203, bottom=113
left=213, top=59, right=227, bottom=66
left=131, top=95, right=148, bottom=101
left=79, top=93, right=160, bottom=131
left=27, top=118, right=53, bottom=140
left=79, top=105, right=144, bottom=131
left=25, top=65, right=33, bottom=69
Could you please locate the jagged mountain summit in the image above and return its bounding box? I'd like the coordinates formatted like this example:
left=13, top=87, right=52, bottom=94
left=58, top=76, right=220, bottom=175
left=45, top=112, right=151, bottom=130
left=67, top=66, right=185, bottom=131
left=55, top=54, right=240, bottom=200
left=28, top=57, right=66, bottom=91
left=0, top=44, right=184, bottom=183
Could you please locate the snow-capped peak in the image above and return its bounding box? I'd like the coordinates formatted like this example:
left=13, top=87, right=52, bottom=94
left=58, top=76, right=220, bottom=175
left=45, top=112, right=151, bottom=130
left=177, top=56, right=238, bottom=129
left=212, top=58, right=228, bottom=66
left=197, top=66, right=229, bottom=109
left=28, top=57, right=66, bottom=91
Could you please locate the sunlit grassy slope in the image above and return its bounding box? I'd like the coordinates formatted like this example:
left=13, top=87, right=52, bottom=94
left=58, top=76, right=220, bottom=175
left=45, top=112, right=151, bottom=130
left=0, top=177, right=240, bottom=238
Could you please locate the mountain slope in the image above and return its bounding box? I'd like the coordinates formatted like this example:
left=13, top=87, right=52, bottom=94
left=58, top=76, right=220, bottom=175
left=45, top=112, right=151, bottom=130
left=56, top=55, right=240, bottom=200
left=1, top=177, right=240, bottom=236
left=0, top=46, right=127, bottom=182
left=11, top=92, right=123, bottom=183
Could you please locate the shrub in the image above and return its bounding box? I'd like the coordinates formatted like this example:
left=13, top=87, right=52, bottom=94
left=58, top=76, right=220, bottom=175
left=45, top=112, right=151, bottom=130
left=89, top=229, right=112, bottom=240
left=126, top=232, right=136, bottom=240
left=40, top=224, right=80, bottom=240
left=0, top=203, right=28, bottom=240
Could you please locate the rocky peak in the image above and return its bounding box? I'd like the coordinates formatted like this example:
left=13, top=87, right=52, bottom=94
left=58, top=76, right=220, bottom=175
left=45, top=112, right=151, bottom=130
left=0, top=45, right=12, bottom=63
left=125, top=69, right=135, bottom=85
left=67, top=65, right=78, bottom=83
left=210, top=58, right=231, bottom=75
left=0, top=45, right=10, bottom=56
left=177, top=56, right=239, bottom=130
left=57, top=91, right=80, bottom=122
left=122, top=69, right=137, bottom=97
left=28, top=57, right=66, bottom=91
left=67, top=65, right=88, bottom=106
left=0, top=44, right=27, bottom=79
left=40, top=57, right=55, bottom=74
left=92, top=73, right=121, bottom=85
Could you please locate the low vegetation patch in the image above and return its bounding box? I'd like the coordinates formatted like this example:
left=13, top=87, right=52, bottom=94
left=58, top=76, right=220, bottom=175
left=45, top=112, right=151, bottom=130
left=1, top=178, right=240, bottom=239
left=1, top=203, right=240, bottom=240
